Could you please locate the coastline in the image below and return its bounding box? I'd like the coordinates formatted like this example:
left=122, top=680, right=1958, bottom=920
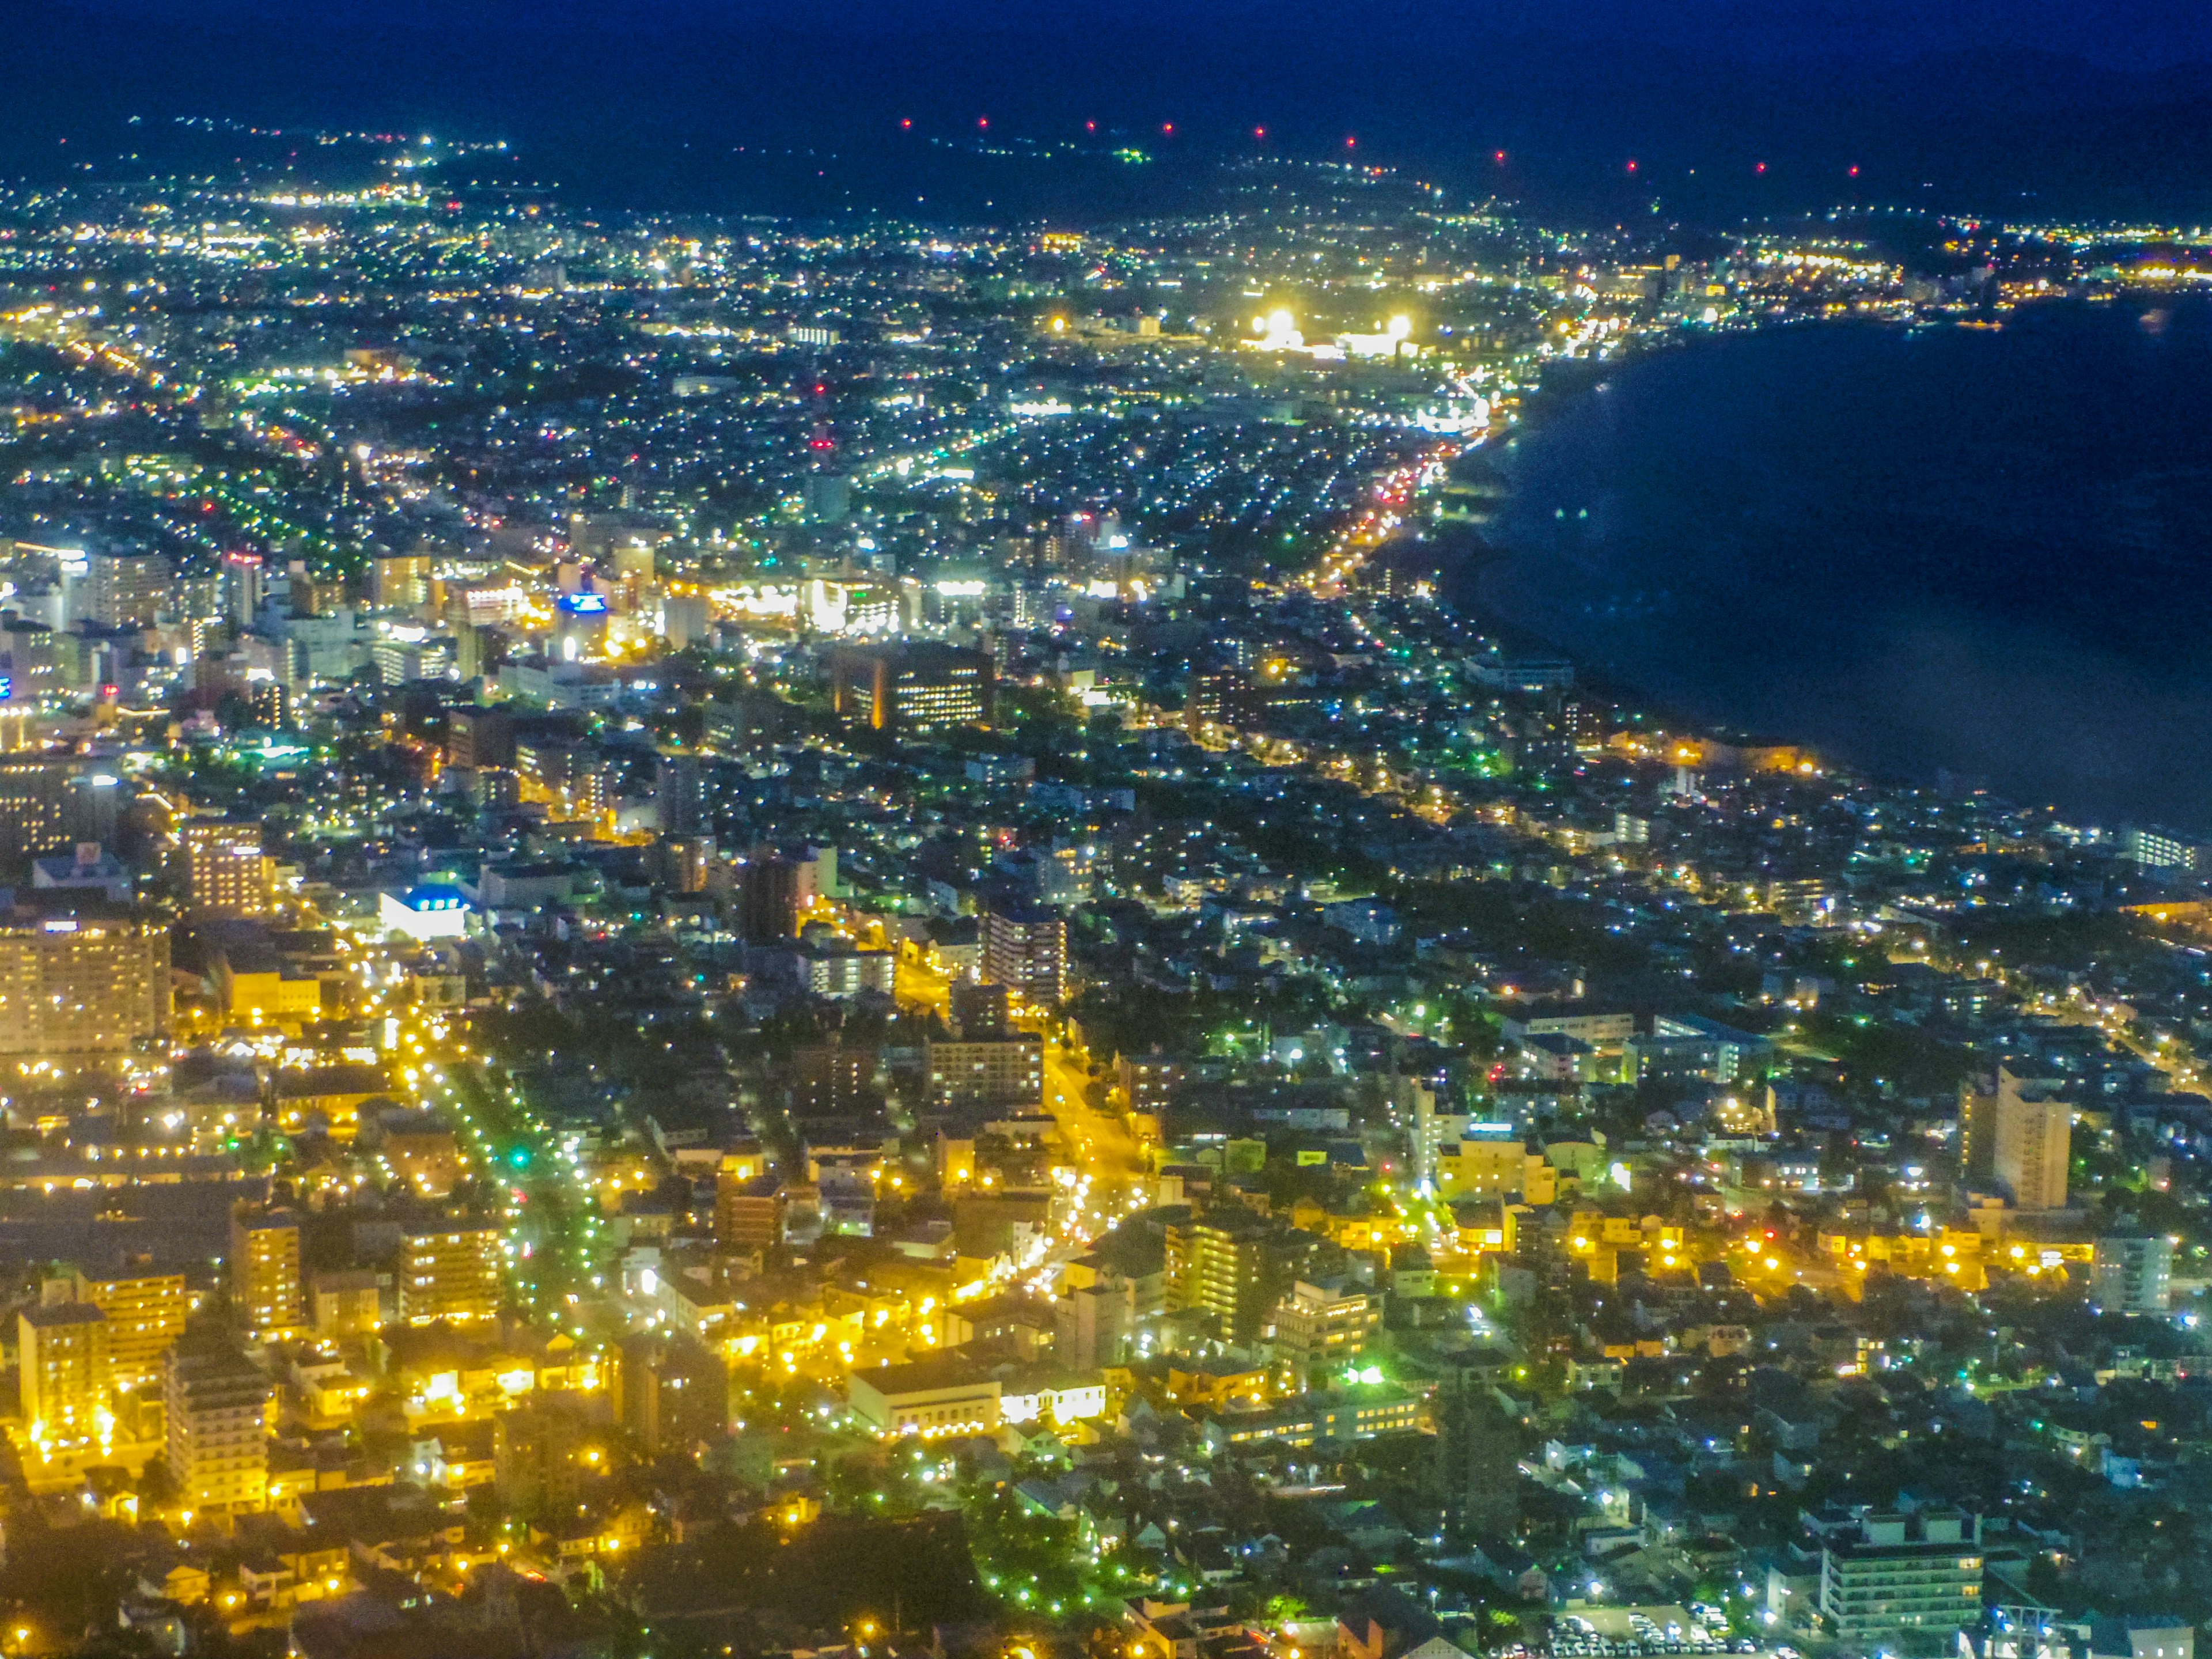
left=1437, top=299, right=2212, bottom=831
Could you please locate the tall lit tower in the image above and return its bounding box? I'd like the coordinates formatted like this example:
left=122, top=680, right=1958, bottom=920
left=802, top=382, right=851, bottom=525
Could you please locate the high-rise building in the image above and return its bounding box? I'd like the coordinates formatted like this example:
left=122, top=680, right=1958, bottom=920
left=1055, top=1278, right=1134, bottom=1369
left=165, top=1332, right=271, bottom=1516
left=18, top=1300, right=110, bottom=1450
left=71, top=1259, right=188, bottom=1391
left=2093, top=1234, right=2173, bottom=1315
left=446, top=706, right=514, bottom=771
left=656, top=754, right=704, bottom=836
left=925, top=1035, right=1043, bottom=1110
left=174, top=817, right=274, bottom=916
left=789, top=1042, right=877, bottom=1117
left=0, top=893, right=172, bottom=1056
left=310, top=1268, right=385, bottom=1339
left=1960, top=1066, right=2070, bottom=1203
left=371, top=553, right=431, bottom=612
left=1817, top=1511, right=1982, bottom=1646
left=735, top=852, right=812, bottom=943
left=1992, top=1086, right=2072, bottom=1213
left=230, top=1205, right=305, bottom=1338
left=1428, top=1358, right=1520, bottom=1540
left=2124, top=825, right=2200, bottom=874
left=86, top=551, right=170, bottom=630
left=802, top=471, right=851, bottom=525
left=949, top=981, right=1013, bottom=1039
left=652, top=835, right=714, bottom=895
left=828, top=643, right=993, bottom=733
left=1190, top=669, right=1264, bottom=730
left=1270, top=1278, right=1381, bottom=1380
left=221, top=551, right=264, bottom=624
left=1115, top=1051, right=1187, bottom=1116
left=494, top=1392, right=592, bottom=1520
left=984, top=900, right=1067, bottom=1004
left=716, top=1175, right=787, bottom=1252
left=615, top=1331, right=730, bottom=1455
left=1164, top=1213, right=1314, bottom=1345
left=0, top=755, right=81, bottom=873
left=398, top=1219, right=505, bottom=1323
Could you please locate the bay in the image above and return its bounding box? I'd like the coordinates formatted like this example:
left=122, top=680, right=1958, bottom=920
left=1471, top=299, right=2212, bottom=828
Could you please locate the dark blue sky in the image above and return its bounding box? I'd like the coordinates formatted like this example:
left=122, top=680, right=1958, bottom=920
left=11, top=0, right=2212, bottom=221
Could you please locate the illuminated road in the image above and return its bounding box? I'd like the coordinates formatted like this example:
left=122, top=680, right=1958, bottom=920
left=396, top=1020, right=612, bottom=1327
left=896, top=948, right=1146, bottom=1228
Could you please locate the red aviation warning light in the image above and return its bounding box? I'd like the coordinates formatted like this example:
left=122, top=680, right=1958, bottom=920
left=901, top=118, right=912, bottom=129
left=1254, top=126, right=1266, bottom=138
left=1626, top=158, right=1638, bottom=172
left=1849, top=164, right=1859, bottom=176
left=1494, top=150, right=1506, bottom=164
left=1756, top=161, right=1767, bottom=174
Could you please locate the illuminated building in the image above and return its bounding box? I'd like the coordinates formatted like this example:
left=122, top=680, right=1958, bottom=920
left=1270, top=1277, right=1380, bottom=1378
left=1202, top=1384, right=1422, bottom=1450
left=1816, top=1511, right=1982, bottom=1645
left=19, top=1298, right=110, bottom=1452
left=174, top=817, right=273, bottom=916
left=613, top=1331, right=729, bottom=1454
left=552, top=589, right=611, bottom=661
left=0, top=756, right=111, bottom=876
left=1164, top=1214, right=1314, bottom=1345
left=86, top=550, right=169, bottom=629
left=1055, top=1279, right=1132, bottom=1369
left=715, top=1175, right=787, bottom=1252
left=654, top=754, right=703, bottom=836
left=983, top=900, right=1066, bottom=1004
left=71, top=1260, right=188, bottom=1390
left=846, top=1355, right=1001, bottom=1438
left=828, top=643, right=993, bottom=733
left=2092, top=1233, right=2172, bottom=1314
left=164, top=1334, right=271, bottom=1516
left=210, top=940, right=323, bottom=1025
left=0, top=893, right=171, bottom=1056
left=1993, top=1087, right=2072, bottom=1213
left=1433, top=1138, right=1556, bottom=1203
left=798, top=942, right=894, bottom=998
left=377, top=885, right=470, bottom=941
left=231, top=1205, right=305, bottom=1338
left=398, top=1220, right=504, bottom=1323
left=789, top=1042, right=876, bottom=1116
left=311, top=1268, right=385, bottom=1339
left=371, top=552, right=431, bottom=612
left=925, top=1034, right=1043, bottom=1110
left=1113, top=1050, right=1185, bottom=1113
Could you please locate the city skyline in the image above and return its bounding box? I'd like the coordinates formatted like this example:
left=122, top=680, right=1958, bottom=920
left=0, top=10, right=2205, bottom=1658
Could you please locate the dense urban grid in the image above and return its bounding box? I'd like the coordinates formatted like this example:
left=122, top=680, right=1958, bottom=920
left=0, top=134, right=2206, bottom=1659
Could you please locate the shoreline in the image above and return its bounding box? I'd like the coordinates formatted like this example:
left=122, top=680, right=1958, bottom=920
left=1431, top=300, right=2212, bottom=832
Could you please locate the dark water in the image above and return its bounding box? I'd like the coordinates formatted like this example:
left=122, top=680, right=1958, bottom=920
left=1474, top=300, right=2212, bottom=829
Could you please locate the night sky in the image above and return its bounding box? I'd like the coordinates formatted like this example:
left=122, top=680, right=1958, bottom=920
left=8, top=0, right=2212, bottom=221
